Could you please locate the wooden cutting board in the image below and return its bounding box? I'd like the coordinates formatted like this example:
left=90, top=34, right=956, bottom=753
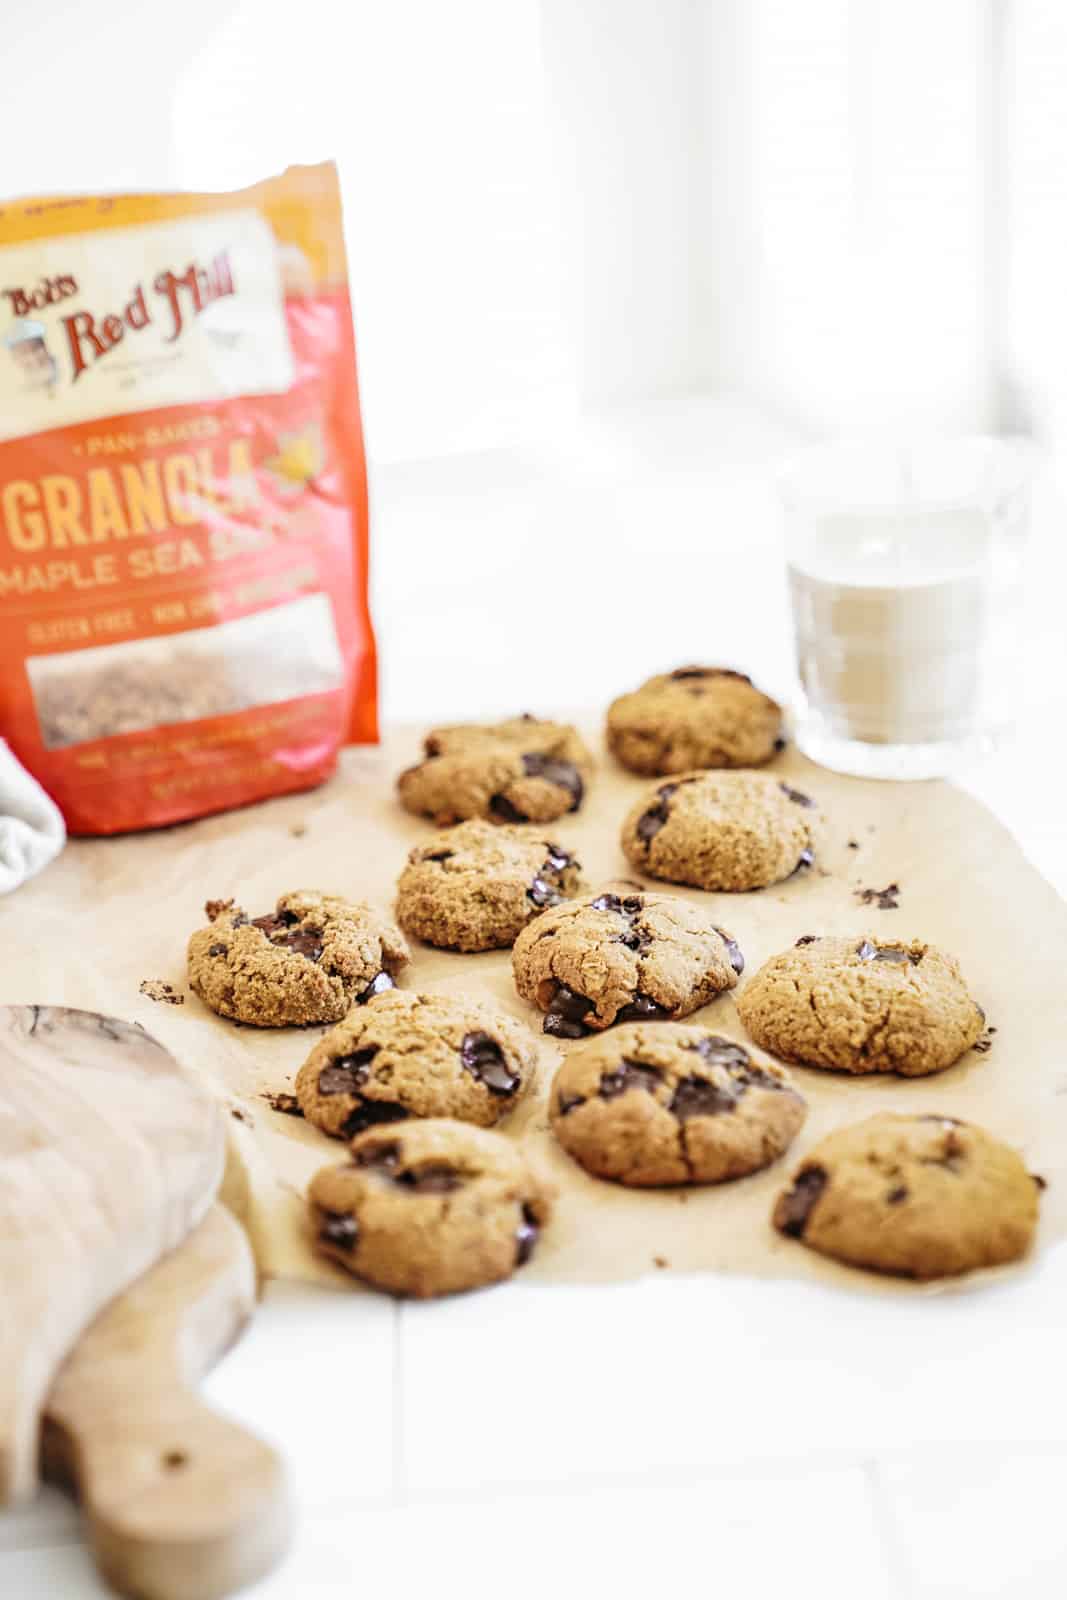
left=43, top=1205, right=292, bottom=1600
left=0, top=1005, right=225, bottom=1505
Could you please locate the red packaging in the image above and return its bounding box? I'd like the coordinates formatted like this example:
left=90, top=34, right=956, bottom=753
left=0, top=162, right=377, bottom=833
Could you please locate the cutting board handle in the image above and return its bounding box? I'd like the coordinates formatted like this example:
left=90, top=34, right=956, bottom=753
left=43, top=1206, right=292, bottom=1600
left=45, top=1393, right=288, bottom=1600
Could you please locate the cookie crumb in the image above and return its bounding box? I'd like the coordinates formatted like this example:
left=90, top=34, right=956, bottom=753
left=856, top=882, right=900, bottom=910
left=139, top=979, right=184, bottom=1005
left=290, top=822, right=307, bottom=838
left=264, top=1092, right=304, bottom=1117
left=230, top=1107, right=251, bottom=1124
left=847, top=840, right=859, bottom=850
left=653, top=1255, right=669, bottom=1269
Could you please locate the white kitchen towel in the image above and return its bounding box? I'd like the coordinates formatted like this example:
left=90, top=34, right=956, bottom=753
left=0, top=741, right=65, bottom=894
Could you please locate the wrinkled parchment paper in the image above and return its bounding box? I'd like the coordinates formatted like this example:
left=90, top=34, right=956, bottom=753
left=3, top=730, right=1064, bottom=1297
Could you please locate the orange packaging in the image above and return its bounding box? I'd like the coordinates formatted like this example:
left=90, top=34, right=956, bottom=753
left=0, top=162, right=377, bottom=834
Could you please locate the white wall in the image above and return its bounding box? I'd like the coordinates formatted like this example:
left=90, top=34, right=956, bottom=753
left=0, top=0, right=216, bottom=190
left=695, top=0, right=995, bottom=436
left=539, top=0, right=703, bottom=405
left=0, top=0, right=1009, bottom=451
left=171, top=0, right=571, bottom=464
left=999, top=1, right=1067, bottom=449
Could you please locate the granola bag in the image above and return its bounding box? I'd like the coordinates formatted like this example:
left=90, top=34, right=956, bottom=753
left=0, top=163, right=377, bottom=834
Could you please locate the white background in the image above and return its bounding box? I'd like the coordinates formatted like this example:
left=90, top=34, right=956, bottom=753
left=8, top=1, right=1067, bottom=461
left=4, top=4, right=1067, bottom=1597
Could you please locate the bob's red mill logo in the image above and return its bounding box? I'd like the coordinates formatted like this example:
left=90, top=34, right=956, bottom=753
left=1, top=252, right=236, bottom=381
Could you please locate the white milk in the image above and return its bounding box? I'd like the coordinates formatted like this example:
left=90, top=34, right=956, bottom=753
left=788, top=508, right=991, bottom=746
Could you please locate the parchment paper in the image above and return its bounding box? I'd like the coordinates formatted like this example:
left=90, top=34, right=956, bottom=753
left=3, top=729, right=1065, bottom=1298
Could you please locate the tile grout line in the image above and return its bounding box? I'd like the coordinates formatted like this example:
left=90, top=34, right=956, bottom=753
left=392, top=1300, right=407, bottom=1505
left=862, top=1458, right=913, bottom=1600
left=304, top=1447, right=878, bottom=1521
left=360, top=1434, right=1067, bottom=1514
left=283, top=1437, right=1067, bottom=1525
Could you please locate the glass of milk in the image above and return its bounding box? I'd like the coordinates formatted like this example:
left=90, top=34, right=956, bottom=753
left=780, top=439, right=1032, bottom=779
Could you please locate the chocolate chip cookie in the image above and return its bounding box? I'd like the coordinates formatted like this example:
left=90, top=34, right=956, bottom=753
left=736, top=935, right=984, bottom=1076
left=511, top=890, right=743, bottom=1037
left=397, top=716, right=593, bottom=826
left=606, top=667, right=783, bottom=775
left=550, top=1022, right=806, bottom=1186
left=773, top=1113, right=1042, bottom=1279
left=309, top=1119, right=554, bottom=1297
left=187, top=891, right=409, bottom=1027
left=395, top=819, right=584, bottom=951
left=621, top=770, right=817, bottom=891
left=295, top=989, right=538, bottom=1135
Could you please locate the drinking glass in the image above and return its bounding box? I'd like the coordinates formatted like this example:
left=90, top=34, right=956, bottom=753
left=779, top=438, right=1033, bottom=780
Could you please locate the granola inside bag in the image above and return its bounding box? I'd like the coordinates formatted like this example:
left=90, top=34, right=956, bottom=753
left=0, top=162, right=377, bottom=833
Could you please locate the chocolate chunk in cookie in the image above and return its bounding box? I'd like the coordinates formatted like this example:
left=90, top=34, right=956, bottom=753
left=543, top=984, right=596, bottom=1040
left=773, top=1166, right=828, bottom=1238
left=460, top=1031, right=521, bottom=1095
